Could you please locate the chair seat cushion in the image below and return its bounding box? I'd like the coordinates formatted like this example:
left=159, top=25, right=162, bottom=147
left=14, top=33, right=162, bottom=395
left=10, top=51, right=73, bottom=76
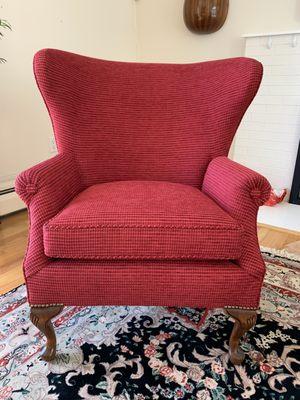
left=43, top=181, right=243, bottom=260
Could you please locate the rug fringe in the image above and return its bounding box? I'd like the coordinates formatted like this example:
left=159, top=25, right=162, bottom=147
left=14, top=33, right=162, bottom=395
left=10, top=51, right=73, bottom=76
left=260, top=246, right=300, bottom=262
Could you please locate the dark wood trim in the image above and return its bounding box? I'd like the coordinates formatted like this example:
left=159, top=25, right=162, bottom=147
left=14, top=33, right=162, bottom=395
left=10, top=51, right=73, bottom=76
left=226, top=308, right=257, bottom=365
left=30, top=305, right=64, bottom=361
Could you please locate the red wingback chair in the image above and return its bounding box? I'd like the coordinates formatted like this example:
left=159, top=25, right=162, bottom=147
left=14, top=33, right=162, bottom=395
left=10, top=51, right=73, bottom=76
left=15, top=49, right=271, bottom=364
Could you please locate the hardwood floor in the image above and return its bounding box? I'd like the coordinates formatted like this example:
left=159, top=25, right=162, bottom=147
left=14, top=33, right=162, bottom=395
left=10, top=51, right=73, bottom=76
left=1, top=210, right=300, bottom=295
left=0, top=211, right=28, bottom=295
left=258, top=223, right=300, bottom=250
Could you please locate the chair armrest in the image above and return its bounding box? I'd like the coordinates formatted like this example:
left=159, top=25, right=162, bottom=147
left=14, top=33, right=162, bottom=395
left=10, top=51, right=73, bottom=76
left=15, top=153, right=82, bottom=205
left=15, top=153, right=83, bottom=278
left=202, top=156, right=271, bottom=212
left=202, top=156, right=271, bottom=279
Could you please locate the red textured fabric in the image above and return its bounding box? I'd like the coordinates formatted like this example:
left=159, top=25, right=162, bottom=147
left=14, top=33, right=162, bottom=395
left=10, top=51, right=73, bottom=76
left=43, top=181, right=243, bottom=260
left=203, top=156, right=271, bottom=279
left=27, top=260, right=262, bottom=309
left=15, top=154, right=83, bottom=278
left=34, top=48, right=262, bottom=188
left=15, top=49, right=270, bottom=309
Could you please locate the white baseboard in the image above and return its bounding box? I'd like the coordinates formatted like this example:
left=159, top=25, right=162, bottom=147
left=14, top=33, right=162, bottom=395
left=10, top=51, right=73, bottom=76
left=0, top=192, right=26, bottom=216
left=258, top=203, right=300, bottom=233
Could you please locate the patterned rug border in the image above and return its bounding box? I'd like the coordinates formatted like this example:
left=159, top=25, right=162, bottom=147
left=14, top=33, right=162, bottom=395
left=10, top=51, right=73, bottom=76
left=1, top=284, right=25, bottom=299
left=260, top=246, right=300, bottom=263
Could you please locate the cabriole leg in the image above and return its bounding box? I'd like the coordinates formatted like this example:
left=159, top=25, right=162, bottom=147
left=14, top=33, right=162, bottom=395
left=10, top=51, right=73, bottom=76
left=226, top=308, right=257, bottom=365
left=30, top=305, right=64, bottom=361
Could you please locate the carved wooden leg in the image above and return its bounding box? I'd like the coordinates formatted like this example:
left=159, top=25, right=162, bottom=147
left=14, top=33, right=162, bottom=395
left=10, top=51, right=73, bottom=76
left=226, top=308, right=257, bottom=365
left=30, top=305, right=64, bottom=361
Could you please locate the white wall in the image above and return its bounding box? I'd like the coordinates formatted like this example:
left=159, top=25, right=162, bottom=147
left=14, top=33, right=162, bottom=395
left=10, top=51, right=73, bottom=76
left=234, top=33, right=300, bottom=193
left=0, top=0, right=137, bottom=214
left=136, top=0, right=300, bottom=190
left=136, top=0, right=300, bottom=62
left=2, top=0, right=300, bottom=215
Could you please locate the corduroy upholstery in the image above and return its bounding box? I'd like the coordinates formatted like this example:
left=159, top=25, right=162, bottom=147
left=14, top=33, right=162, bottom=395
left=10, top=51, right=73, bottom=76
left=16, top=49, right=271, bottom=310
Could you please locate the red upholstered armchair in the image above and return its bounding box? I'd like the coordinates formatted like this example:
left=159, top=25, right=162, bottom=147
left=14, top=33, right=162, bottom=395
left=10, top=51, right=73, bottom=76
left=16, top=49, right=271, bottom=365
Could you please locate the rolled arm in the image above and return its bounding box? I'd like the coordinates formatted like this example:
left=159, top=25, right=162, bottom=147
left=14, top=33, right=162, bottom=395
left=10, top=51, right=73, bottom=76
left=15, top=153, right=82, bottom=205
left=15, top=153, right=83, bottom=278
left=202, top=156, right=271, bottom=279
left=202, top=156, right=271, bottom=213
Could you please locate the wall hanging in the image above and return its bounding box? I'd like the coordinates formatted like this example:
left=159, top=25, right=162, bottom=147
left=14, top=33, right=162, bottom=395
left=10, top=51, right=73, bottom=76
left=184, top=0, right=229, bottom=34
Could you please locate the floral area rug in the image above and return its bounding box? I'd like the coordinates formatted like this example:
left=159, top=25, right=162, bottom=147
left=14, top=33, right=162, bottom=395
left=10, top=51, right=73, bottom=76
left=0, top=250, right=299, bottom=400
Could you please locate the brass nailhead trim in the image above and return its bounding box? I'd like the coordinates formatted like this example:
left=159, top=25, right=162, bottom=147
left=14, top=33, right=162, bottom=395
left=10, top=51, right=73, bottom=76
left=29, top=304, right=257, bottom=310
left=30, top=303, right=64, bottom=308
left=224, top=306, right=258, bottom=310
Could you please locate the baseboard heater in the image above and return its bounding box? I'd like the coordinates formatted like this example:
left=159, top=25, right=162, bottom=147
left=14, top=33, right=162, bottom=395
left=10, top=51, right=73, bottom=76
left=0, top=186, right=25, bottom=216
left=0, top=187, right=15, bottom=196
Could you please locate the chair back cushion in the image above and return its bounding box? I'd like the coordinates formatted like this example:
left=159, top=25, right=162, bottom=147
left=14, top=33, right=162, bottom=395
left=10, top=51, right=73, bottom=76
left=34, top=49, right=262, bottom=187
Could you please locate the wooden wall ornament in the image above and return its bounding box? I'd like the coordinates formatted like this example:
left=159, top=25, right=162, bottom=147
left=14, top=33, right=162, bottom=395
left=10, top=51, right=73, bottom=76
left=184, top=0, right=229, bottom=34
